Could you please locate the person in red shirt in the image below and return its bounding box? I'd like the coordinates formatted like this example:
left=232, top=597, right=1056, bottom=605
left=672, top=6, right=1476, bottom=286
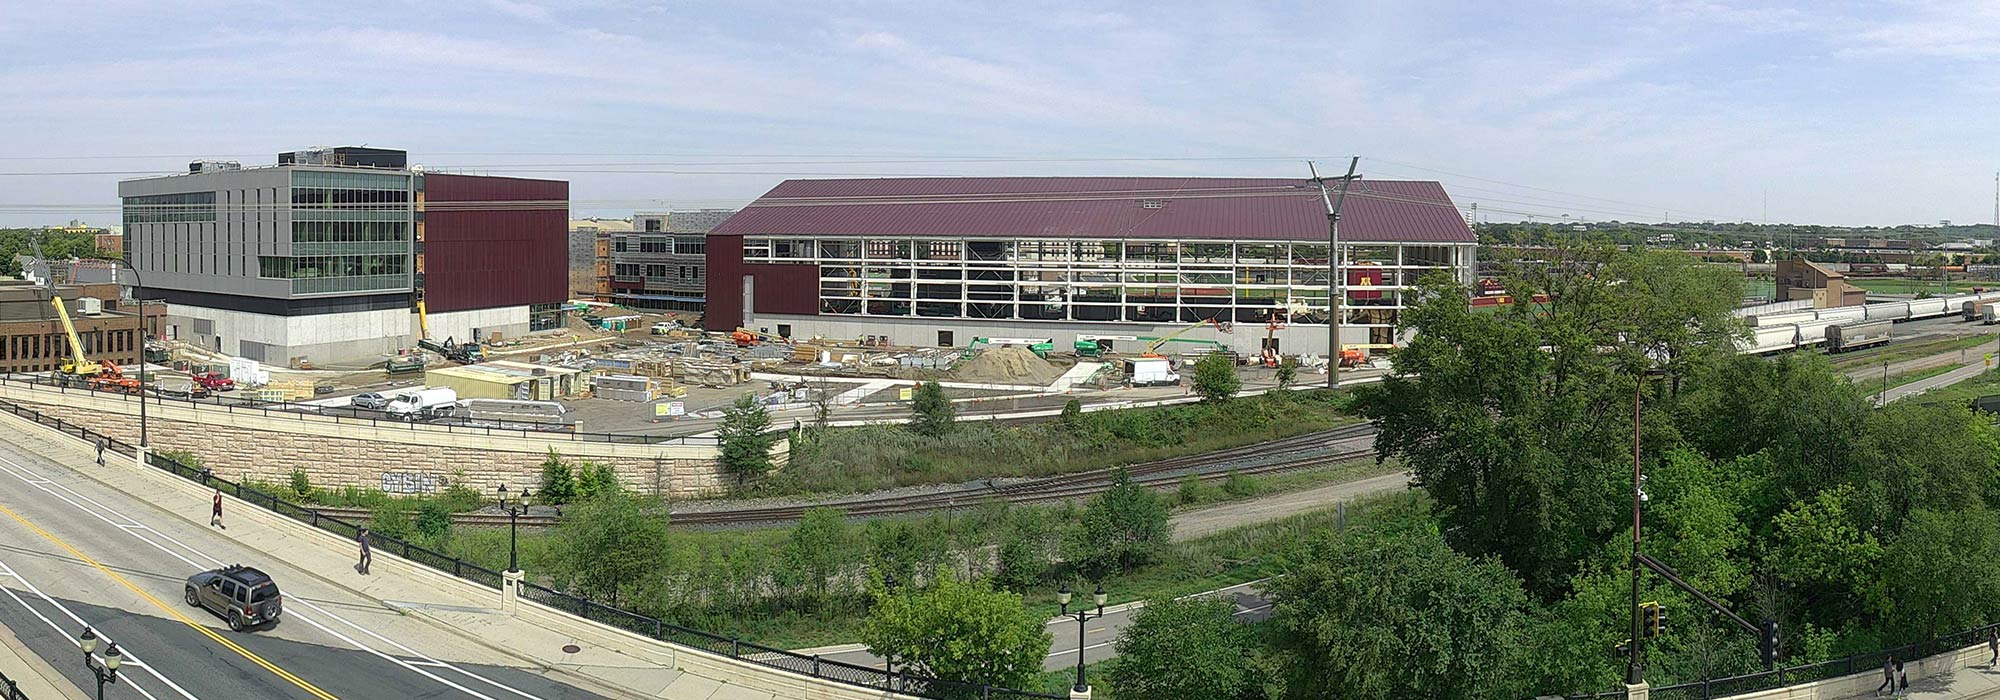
left=210, top=489, right=226, bottom=529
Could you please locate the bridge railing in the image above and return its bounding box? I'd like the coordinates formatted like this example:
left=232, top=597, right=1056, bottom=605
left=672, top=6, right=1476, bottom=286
left=0, top=373, right=713, bottom=446
left=0, top=669, right=28, bottom=700
left=0, top=395, right=1059, bottom=700
left=1579, top=622, right=2000, bottom=700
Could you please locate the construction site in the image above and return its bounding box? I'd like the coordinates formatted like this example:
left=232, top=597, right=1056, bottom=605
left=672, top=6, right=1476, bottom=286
left=11, top=287, right=1374, bottom=439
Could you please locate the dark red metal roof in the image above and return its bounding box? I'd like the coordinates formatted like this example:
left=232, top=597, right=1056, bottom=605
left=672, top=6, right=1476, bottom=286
left=710, top=177, right=1473, bottom=243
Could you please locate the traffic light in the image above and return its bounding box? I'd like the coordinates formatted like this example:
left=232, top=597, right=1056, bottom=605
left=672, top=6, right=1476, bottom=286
left=1640, top=601, right=1662, bottom=638
left=1613, top=638, right=1632, bottom=659
left=1758, top=620, right=1781, bottom=670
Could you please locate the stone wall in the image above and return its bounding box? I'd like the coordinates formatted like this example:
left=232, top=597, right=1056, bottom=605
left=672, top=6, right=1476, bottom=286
left=0, top=381, right=764, bottom=499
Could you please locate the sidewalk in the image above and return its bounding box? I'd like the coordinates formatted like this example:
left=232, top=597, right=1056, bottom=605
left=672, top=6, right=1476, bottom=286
left=1845, top=662, right=2000, bottom=700
left=0, top=621, right=88, bottom=700
left=0, top=411, right=903, bottom=700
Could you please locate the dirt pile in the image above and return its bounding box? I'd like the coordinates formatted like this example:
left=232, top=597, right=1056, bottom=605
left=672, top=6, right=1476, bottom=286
left=953, top=346, right=1067, bottom=385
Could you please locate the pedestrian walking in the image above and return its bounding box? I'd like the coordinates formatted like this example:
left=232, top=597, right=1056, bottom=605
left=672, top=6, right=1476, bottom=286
left=1988, top=628, right=1997, bottom=666
left=210, top=489, right=226, bottom=529
left=1878, top=656, right=1896, bottom=697
left=356, top=528, right=372, bottom=575
left=95, top=438, right=105, bottom=466
left=1897, top=661, right=1909, bottom=697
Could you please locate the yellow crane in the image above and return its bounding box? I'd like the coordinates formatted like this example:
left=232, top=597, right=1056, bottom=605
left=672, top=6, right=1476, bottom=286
left=29, top=238, right=102, bottom=381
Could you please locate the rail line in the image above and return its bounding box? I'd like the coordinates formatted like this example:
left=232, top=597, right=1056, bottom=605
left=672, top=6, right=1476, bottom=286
left=310, top=421, right=1382, bottom=527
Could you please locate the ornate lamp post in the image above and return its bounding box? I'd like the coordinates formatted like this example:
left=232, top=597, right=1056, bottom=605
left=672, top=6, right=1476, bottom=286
left=79, top=627, right=122, bottom=700
left=1058, top=583, right=1107, bottom=698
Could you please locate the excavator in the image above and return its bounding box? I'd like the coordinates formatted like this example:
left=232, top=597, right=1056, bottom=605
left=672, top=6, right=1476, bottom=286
left=731, top=327, right=792, bottom=348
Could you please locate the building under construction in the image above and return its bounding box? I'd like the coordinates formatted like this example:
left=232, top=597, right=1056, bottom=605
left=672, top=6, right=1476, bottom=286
left=705, top=177, right=1478, bottom=357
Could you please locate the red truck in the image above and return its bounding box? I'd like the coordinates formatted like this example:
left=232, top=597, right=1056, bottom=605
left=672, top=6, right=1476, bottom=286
left=191, top=371, right=237, bottom=392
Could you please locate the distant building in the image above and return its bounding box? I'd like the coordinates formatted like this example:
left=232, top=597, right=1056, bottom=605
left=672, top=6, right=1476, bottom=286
left=1776, top=259, right=1868, bottom=308
left=705, top=177, right=1477, bottom=356
left=598, top=209, right=734, bottom=312
left=569, top=218, right=631, bottom=298
left=0, top=279, right=164, bottom=374
left=119, top=146, right=568, bottom=366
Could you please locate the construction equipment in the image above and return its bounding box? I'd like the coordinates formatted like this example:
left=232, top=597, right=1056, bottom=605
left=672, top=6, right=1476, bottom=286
left=31, top=238, right=107, bottom=386
left=964, top=337, right=1054, bottom=359
left=731, top=327, right=792, bottom=348
left=385, top=353, right=427, bottom=375
left=1142, top=319, right=1229, bottom=357
left=1075, top=334, right=1138, bottom=357
left=418, top=336, right=485, bottom=364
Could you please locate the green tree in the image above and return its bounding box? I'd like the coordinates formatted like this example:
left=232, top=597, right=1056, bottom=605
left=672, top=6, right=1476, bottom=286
left=1751, top=248, right=1769, bottom=264
left=288, top=469, right=314, bottom=501
left=1276, top=356, right=1298, bottom=389
left=993, top=512, right=1051, bottom=592
left=1770, top=484, right=1884, bottom=623
left=413, top=499, right=452, bottom=549
left=572, top=460, right=620, bottom=501
left=861, top=568, right=1051, bottom=690
left=1267, top=528, right=1530, bottom=700
left=909, top=381, right=955, bottom=437
left=1192, top=352, right=1240, bottom=402
left=552, top=492, right=671, bottom=605
left=1068, top=469, right=1171, bottom=577
left=718, top=394, right=776, bottom=487
left=1877, top=509, right=2000, bottom=645
left=1059, top=398, right=1083, bottom=431
left=1857, top=402, right=1997, bottom=527
left=537, top=448, right=576, bottom=505
left=1107, top=595, right=1257, bottom=700
left=781, top=508, right=854, bottom=600
left=1355, top=246, right=1743, bottom=595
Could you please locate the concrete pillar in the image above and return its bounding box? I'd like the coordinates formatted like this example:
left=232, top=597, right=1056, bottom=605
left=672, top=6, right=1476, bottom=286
left=134, top=444, right=148, bottom=470
left=1624, top=682, right=1649, bottom=700
left=502, top=570, right=523, bottom=614
left=1068, top=686, right=1092, bottom=700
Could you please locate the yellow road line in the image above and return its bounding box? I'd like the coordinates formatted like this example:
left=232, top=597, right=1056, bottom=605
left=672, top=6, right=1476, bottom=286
left=0, top=501, right=340, bottom=700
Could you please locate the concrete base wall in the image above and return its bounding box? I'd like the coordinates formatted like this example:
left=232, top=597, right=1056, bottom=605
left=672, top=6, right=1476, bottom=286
left=748, top=312, right=1391, bottom=358
left=426, top=306, right=531, bottom=345
left=0, top=381, right=744, bottom=498
left=166, top=305, right=411, bottom=367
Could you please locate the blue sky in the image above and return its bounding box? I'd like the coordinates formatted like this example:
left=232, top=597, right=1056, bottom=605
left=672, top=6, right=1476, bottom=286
left=2, top=0, right=1998, bottom=228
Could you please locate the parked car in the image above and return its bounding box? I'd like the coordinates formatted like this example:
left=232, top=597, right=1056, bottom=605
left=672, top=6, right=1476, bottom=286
left=350, top=392, right=391, bottom=410
left=155, top=380, right=211, bottom=400
left=184, top=565, right=281, bottom=631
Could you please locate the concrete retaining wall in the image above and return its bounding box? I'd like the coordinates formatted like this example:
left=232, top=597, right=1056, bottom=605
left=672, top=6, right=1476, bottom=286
left=0, top=381, right=762, bottom=498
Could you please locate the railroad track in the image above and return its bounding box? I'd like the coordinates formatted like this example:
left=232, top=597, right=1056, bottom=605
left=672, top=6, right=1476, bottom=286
left=311, top=422, right=1382, bottom=528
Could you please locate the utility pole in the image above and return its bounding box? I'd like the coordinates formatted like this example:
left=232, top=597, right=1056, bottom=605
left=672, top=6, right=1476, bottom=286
left=1310, top=157, right=1360, bottom=389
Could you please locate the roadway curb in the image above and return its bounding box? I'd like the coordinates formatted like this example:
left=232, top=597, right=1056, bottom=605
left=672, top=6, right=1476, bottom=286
left=0, top=621, right=90, bottom=700
left=0, top=411, right=655, bottom=700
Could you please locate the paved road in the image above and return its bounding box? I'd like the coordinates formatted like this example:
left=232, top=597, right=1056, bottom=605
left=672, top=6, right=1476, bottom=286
left=1884, top=360, right=1991, bottom=404
left=0, top=433, right=608, bottom=699
left=806, top=469, right=1409, bottom=673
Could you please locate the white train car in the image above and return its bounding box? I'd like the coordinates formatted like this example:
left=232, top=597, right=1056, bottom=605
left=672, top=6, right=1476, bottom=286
left=1908, top=297, right=1952, bottom=319
left=1747, top=311, right=1818, bottom=328
left=1815, top=307, right=1866, bottom=324
left=1739, top=324, right=1802, bottom=355
left=1794, top=320, right=1839, bottom=346
left=1865, top=301, right=1912, bottom=322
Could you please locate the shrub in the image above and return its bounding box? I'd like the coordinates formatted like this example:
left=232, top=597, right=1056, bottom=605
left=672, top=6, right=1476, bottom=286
left=1223, top=471, right=1260, bottom=497
left=538, top=448, right=576, bottom=505
left=910, top=381, right=955, bottom=438
left=413, top=500, right=452, bottom=549
left=1178, top=474, right=1208, bottom=505
left=1192, top=352, right=1240, bottom=402
left=288, top=469, right=314, bottom=501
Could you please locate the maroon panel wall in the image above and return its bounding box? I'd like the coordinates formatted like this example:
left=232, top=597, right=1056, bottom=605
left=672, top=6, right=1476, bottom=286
left=703, top=235, right=819, bottom=331
left=423, top=174, right=569, bottom=313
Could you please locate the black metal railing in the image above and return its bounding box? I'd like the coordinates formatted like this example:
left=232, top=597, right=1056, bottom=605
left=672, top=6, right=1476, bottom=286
left=0, top=373, right=714, bottom=446
left=0, top=396, right=1058, bottom=700
left=0, top=668, right=27, bottom=700
left=1582, top=622, right=2000, bottom=700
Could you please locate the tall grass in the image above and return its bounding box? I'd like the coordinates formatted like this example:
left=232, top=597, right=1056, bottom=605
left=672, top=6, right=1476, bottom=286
left=768, top=389, right=1354, bottom=496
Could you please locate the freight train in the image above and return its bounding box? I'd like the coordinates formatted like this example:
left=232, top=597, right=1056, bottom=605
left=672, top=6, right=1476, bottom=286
left=1737, top=291, right=2000, bottom=355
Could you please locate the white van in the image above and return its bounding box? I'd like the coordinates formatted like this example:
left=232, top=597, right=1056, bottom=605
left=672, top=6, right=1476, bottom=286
left=1122, top=358, right=1180, bottom=387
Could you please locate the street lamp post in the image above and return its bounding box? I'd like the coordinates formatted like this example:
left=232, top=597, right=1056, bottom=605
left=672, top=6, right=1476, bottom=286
left=496, top=484, right=529, bottom=573
left=79, top=627, right=122, bottom=700
left=110, top=259, right=148, bottom=449
left=1628, top=368, right=1667, bottom=686
left=1058, top=583, right=1108, bottom=697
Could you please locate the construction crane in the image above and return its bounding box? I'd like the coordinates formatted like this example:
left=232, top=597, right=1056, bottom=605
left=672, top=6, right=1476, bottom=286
left=29, top=238, right=135, bottom=391
left=1142, top=318, right=1229, bottom=357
